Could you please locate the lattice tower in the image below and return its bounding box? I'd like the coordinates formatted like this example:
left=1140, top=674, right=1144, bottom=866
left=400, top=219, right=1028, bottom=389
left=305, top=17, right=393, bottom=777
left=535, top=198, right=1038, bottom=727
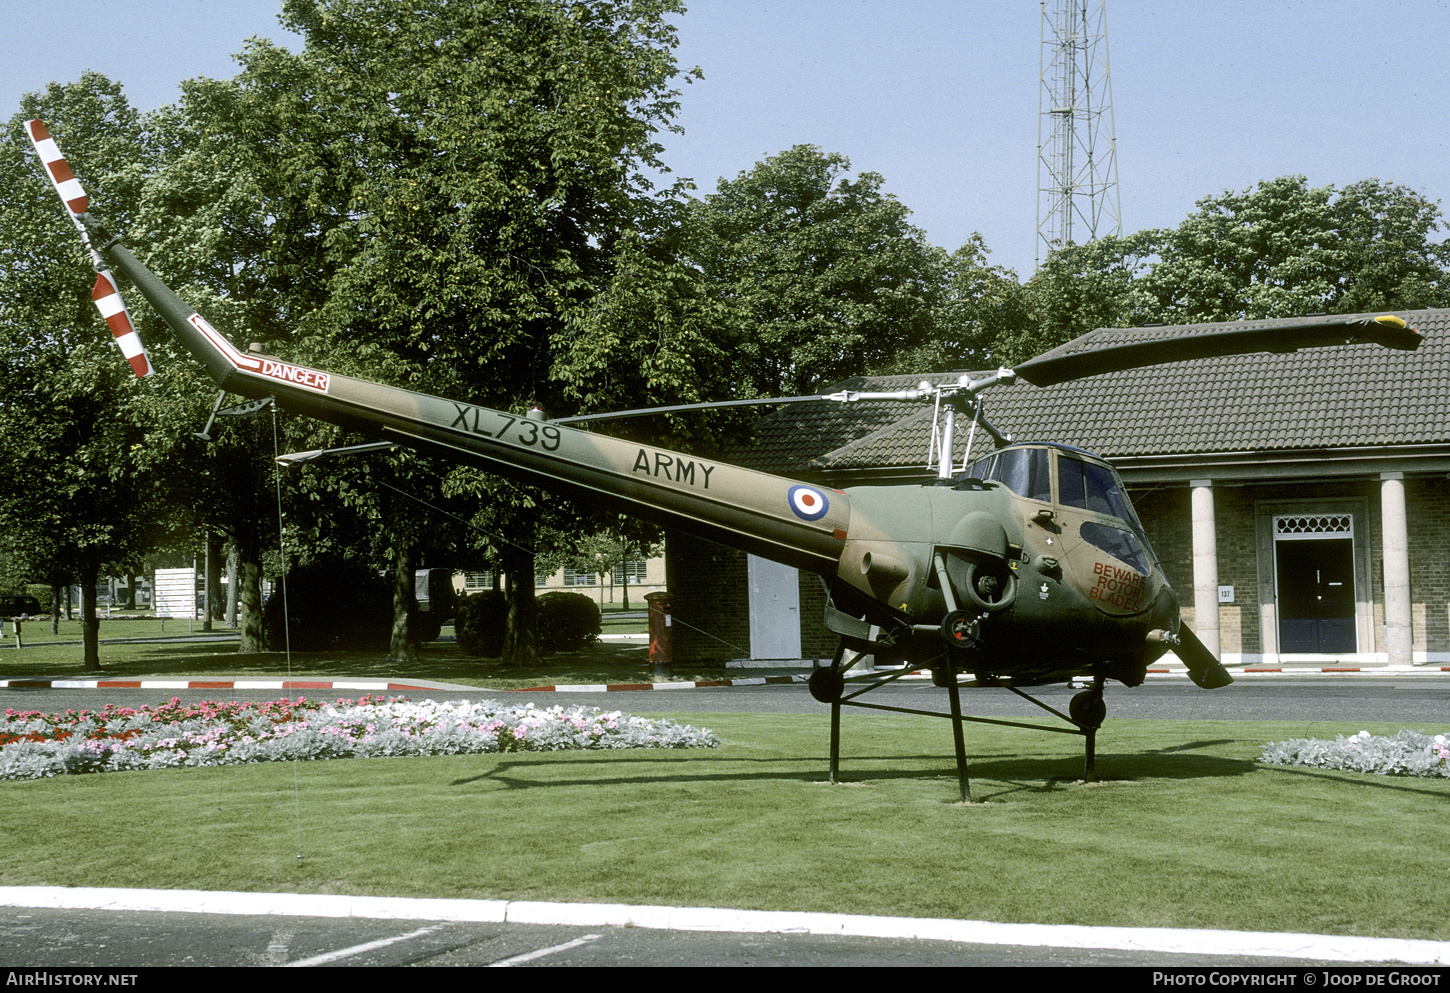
left=1036, top=0, right=1121, bottom=269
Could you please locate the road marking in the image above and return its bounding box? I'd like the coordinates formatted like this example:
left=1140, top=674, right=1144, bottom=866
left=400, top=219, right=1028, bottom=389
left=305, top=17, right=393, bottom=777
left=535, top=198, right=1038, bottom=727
left=488, top=934, right=603, bottom=967
left=283, top=925, right=441, bottom=967
left=265, top=928, right=292, bottom=965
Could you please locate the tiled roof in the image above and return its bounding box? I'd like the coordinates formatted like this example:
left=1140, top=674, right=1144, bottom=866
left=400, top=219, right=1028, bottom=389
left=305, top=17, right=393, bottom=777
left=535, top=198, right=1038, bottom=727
left=736, top=309, right=1450, bottom=475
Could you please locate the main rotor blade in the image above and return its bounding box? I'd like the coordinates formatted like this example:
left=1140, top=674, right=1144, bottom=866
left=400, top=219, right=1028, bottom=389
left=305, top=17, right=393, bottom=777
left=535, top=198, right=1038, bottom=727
left=553, top=387, right=934, bottom=424
left=552, top=396, right=827, bottom=424
left=1175, top=625, right=1234, bottom=689
left=1012, top=315, right=1422, bottom=388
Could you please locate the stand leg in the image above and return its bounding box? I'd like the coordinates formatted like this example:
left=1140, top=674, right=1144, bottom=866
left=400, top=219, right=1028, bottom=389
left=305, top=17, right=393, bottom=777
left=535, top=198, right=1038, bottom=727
left=822, top=639, right=846, bottom=784
left=1071, top=675, right=1105, bottom=783
left=947, top=675, right=970, bottom=802
left=829, top=699, right=841, bottom=784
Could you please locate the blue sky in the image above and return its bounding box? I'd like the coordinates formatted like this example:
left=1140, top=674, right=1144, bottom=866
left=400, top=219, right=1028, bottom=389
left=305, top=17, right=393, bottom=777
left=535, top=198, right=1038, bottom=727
left=7, top=0, right=1449, bottom=279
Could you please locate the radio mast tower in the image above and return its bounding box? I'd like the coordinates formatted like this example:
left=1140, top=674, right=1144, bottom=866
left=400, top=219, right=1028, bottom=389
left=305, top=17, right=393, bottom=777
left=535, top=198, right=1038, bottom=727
left=1036, top=0, right=1120, bottom=268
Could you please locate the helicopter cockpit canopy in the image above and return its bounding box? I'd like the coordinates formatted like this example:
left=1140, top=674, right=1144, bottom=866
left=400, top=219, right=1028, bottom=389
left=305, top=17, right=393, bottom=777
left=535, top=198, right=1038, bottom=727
left=963, top=445, right=1052, bottom=503
left=963, top=445, right=1138, bottom=521
left=962, top=444, right=1155, bottom=577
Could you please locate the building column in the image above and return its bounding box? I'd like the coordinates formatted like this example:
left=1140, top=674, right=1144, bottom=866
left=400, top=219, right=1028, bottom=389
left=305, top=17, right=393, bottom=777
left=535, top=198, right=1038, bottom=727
left=1380, top=472, right=1412, bottom=665
left=1190, top=479, right=1220, bottom=659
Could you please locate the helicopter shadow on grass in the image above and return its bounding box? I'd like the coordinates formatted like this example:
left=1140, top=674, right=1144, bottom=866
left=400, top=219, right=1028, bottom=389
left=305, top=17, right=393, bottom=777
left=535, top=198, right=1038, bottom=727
left=834, top=740, right=1257, bottom=799
left=449, top=739, right=1258, bottom=795
left=1253, top=762, right=1450, bottom=801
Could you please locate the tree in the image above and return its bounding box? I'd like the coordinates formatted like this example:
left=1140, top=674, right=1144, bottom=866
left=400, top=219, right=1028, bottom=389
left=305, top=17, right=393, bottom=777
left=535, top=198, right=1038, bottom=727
left=551, top=521, right=662, bottom=611
left=1138, top=176, right=1450, bottom=323
left=129, top=93, right=294, bottom=653
left=875, top=234, right=1032, bottom=375
left=0, top=76, right=195, bottom=669
left=182, top=0, right=698, bottom=664
left=1011, top=230, right=1161, bottom=362
left=683, top=145, right=948, bottom=396
left=1308, top=178, right=1450, bottom=314
left=1014, top=176, right=1450, bottom=363
left=552, top=225, right=746, bottom=452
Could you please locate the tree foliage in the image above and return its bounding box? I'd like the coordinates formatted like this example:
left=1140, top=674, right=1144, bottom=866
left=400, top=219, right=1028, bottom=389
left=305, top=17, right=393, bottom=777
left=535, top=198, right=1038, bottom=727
left=1015, top=176, right=1450, bottom=361
left=134, top=0, right=697, bottom=664
left=879, top=234, right=1030, bottom=374
left=551, top=225, right=745, bottom=451
left=0, top=76, right=202, bottom=668
left=682, top=145, right=948, bottom=396
left=216, top=0, right=693, bottom=402
left=1010, top=231, right=1160, bottom=361
left=1139, top=177, right=1450, bottom=322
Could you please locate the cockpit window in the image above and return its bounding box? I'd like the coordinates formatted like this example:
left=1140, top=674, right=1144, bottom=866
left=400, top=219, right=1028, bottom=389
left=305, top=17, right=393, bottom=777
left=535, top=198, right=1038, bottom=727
left=976, top=447, right=1052, bottom=502
left=1058, top=455, right=1137, bottom=523
left=964, top=454, right=996, bottom=480
left=1080, top=521, right=1151, bottom=575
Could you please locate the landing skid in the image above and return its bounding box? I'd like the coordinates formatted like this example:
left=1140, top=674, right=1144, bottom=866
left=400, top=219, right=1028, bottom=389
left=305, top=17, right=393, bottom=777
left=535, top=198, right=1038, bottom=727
left=809, top=642, right=1107, bottom=802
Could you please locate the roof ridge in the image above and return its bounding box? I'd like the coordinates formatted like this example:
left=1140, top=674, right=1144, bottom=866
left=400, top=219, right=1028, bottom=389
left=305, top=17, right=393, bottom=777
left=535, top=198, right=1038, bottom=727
left=815, top=405, right=937, bottom=466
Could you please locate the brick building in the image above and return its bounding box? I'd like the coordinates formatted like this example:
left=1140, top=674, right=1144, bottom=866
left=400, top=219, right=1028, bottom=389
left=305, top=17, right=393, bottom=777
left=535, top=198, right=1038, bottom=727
left=665, top=311, right=1450, bottom=668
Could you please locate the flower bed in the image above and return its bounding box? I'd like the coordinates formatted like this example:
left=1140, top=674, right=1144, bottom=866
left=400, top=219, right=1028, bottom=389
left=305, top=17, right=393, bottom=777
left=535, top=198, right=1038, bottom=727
left=0, top=696, right=719, bottom=781
left=1260, top=729, right=1450, bottom=778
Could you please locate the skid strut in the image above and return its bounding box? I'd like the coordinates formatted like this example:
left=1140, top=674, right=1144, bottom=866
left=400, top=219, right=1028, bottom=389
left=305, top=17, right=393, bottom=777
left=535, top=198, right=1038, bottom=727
left=812, top=641, right=1109, bottom=798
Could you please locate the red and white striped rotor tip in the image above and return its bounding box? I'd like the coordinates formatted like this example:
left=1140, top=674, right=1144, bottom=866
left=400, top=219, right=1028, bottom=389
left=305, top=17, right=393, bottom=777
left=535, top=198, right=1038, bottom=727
left=25, top=119, right=88, bottom=214
left=92, top=271, right=153, bottom=378
left=25, top=118, right=153, bottom=378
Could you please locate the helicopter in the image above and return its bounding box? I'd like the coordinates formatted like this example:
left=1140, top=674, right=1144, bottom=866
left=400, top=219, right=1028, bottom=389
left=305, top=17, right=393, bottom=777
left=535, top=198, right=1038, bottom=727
left=25, top=120, right=1424, bottom=799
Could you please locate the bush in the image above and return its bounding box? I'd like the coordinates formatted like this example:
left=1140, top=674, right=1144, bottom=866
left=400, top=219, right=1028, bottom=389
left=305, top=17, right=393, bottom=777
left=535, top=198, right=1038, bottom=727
left=413, top=612, right=443, bottom=643
left=537, top=591, right=600, bottom=653
left=263, top=559, right=392, bottom=652
left=455, top=590, right=507, bottom=657
left=24, top=585, right=53, bottom=614
left=1261, top=729, right=1450, bottom=778
left=455, top=590, right=600, bottom=656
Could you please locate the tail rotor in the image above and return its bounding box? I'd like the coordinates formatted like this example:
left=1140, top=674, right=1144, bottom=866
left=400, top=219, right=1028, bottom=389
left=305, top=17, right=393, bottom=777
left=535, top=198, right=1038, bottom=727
left=24, top=119, right=153, bottom=378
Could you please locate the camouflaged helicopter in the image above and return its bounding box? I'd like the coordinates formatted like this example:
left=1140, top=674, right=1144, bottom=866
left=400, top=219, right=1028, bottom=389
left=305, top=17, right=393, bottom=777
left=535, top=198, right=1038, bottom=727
left=26, top=119, right=1423, bottom=798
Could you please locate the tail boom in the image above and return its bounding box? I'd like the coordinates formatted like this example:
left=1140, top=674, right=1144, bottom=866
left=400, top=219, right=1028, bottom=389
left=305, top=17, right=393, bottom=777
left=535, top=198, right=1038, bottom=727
left=88, top=226, right=851, bottom=574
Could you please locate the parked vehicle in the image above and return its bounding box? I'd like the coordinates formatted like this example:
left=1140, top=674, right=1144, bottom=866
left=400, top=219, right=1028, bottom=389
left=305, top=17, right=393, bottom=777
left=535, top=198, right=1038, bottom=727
left=0, top=595, right=44, bottom=619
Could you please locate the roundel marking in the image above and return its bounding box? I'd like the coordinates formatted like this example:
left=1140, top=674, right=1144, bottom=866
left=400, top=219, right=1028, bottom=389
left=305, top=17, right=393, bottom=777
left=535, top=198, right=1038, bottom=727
left=788, top=485, right=829, bottom=521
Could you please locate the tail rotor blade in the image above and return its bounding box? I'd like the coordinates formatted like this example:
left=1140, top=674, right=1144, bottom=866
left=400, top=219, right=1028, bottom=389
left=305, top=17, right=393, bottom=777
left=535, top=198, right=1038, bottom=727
left=92, top=272, right=153, bottom=378
left=25, top=119, right=88, bottom=213
left=24, top=119, right=154, bottom=378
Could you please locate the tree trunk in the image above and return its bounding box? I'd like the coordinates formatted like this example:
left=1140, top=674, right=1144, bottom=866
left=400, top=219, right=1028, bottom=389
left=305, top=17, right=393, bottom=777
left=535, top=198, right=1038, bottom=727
left=226, top=544, right=239, bottom=629
left=620, top=541, right=631, bottom=612
left=502, top=528, right=539, bottom=667
left=79, top=561, right=101, bottom=671
left=237, top=556, right=266, bottom=653
left=389, top=542, right=419, bottom=664
left=204, top=531, right=223, bottom=629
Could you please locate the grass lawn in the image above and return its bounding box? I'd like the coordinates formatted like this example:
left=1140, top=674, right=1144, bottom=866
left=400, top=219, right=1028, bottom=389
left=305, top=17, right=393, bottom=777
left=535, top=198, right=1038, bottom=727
left=0, top=616, right=223, bottom=645
left=0, top=611, right=647, bottom=646
left=2, top=712, right=1447, bottom=940
left=0, top=630, right=712, bottom=688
